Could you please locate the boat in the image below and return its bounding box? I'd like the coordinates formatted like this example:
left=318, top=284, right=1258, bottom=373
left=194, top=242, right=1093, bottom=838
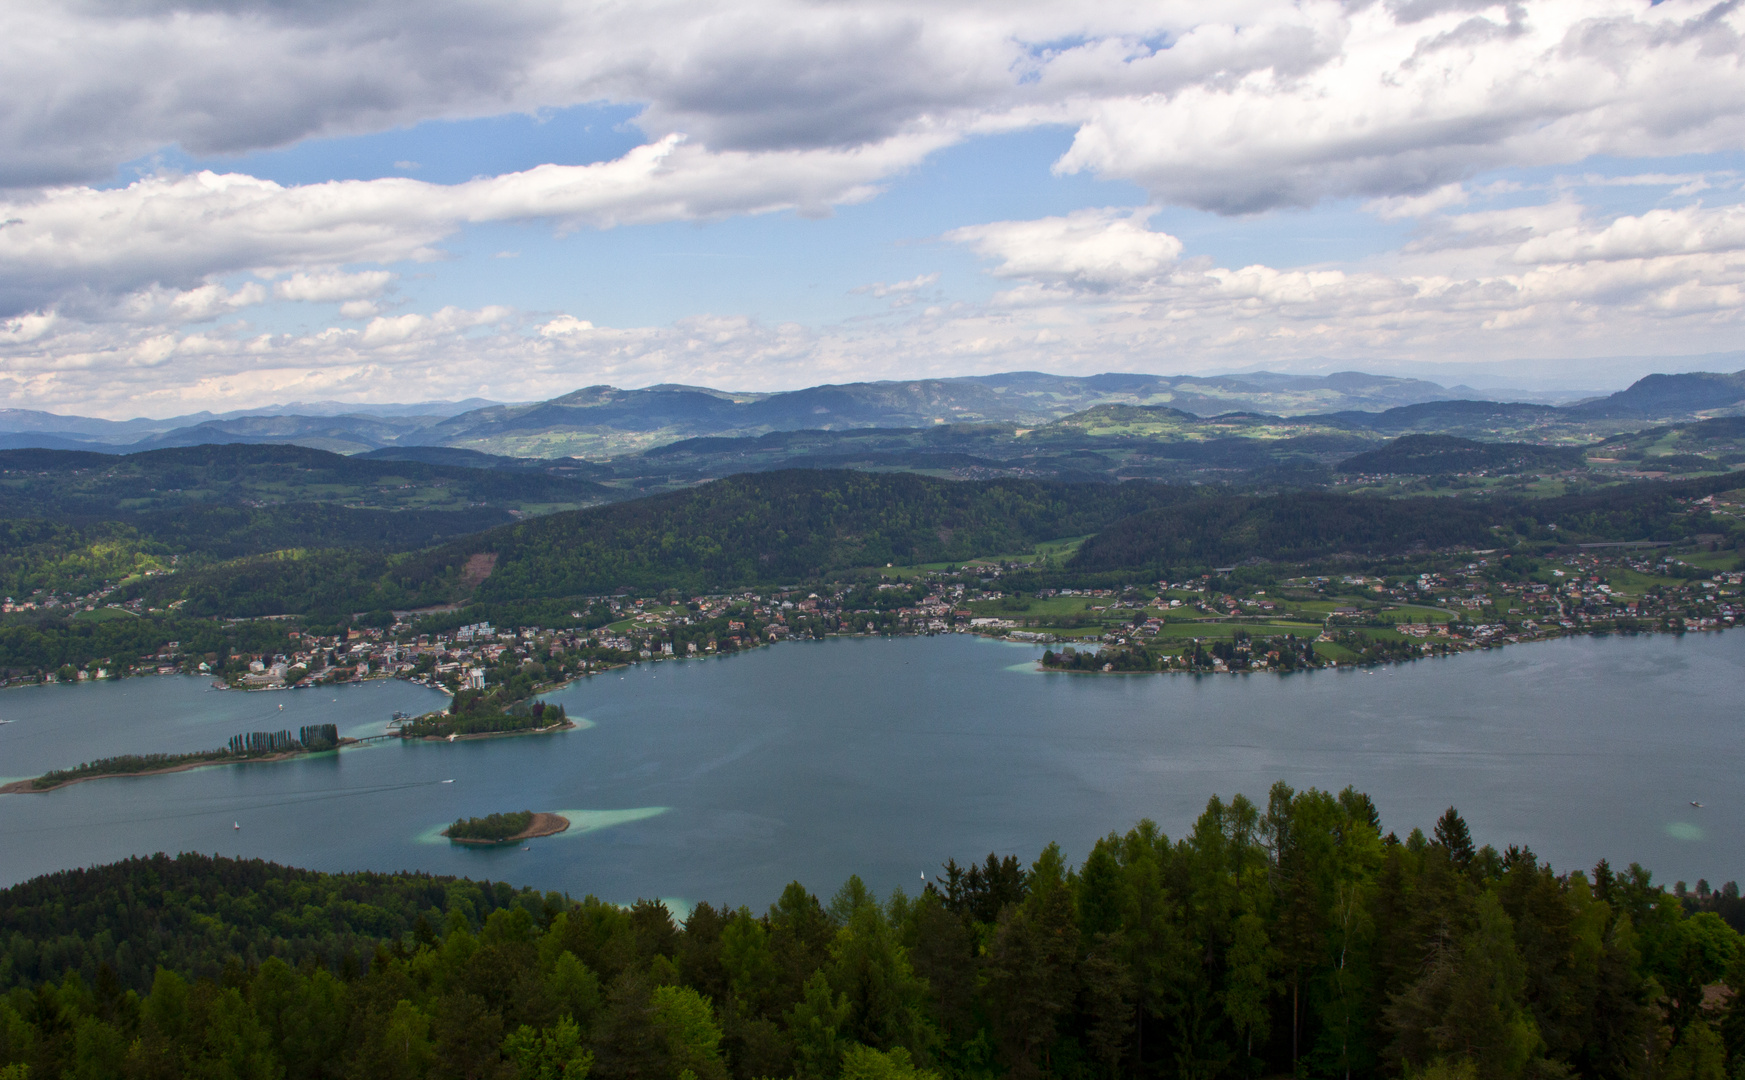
left=233, top=822, right=240, bottom=830
left=1691, top=800, right=1704, bottom=808
left=441, top=779, right=455, bottom=784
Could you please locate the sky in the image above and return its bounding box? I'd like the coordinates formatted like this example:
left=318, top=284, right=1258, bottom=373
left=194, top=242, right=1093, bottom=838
left=2, top=0, right=1745, bottom=417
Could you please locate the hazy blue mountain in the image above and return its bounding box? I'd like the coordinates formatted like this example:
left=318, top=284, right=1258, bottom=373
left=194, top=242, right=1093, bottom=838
left=128, top=414, right=441, bottom=455
left=408, top=371, right=1489, bottom=457
left=1563, top=370, right=1745, bottom=418
left=0, top=399, right=499, bottom=448
left=4, top=367, right=1742, bottom=461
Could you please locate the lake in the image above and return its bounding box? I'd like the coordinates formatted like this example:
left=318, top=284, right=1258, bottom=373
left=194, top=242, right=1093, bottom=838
left=1, top=631, right=1741, bottom=906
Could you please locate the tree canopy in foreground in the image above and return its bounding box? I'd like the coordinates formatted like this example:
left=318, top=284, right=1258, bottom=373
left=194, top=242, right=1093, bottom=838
left=3, top=784, right=1742, bottom=1080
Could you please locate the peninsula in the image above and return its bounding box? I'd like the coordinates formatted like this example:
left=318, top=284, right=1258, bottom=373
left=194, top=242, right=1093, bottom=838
left=0, top=725, right=347, bottom=795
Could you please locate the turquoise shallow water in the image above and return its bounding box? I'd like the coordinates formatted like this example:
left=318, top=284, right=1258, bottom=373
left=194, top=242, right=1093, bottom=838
left=1, top=632, right=1741, bottom=904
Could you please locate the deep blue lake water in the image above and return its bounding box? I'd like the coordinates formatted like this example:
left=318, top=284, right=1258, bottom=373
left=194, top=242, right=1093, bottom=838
left=1, top=632, right=1740, bottom=906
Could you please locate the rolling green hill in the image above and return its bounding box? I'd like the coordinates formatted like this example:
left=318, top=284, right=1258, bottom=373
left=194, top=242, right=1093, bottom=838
left=0, top=443, right=610, bottom=518
left=1336, top=435, right=1585, bottom=475
left=122, top=470, right=1196, bottom=616
left=1071, top=474, right=1744, bottom=573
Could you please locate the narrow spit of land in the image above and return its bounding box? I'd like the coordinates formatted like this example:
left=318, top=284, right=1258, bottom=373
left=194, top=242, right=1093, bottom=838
left=407, top=717, right=577, bottom=742
left=2, top=709, right=584, bottom=796
left=0, top=742, right=359, bottom=795
left=0, top=725, right=355, bottom=795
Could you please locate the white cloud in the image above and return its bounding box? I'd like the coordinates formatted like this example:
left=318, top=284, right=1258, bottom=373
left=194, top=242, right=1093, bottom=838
left=539, top=316, right=596, bottom=336
left=2, top=0, right=1740, bottom=214
left=106, top=282, right=267, bottom=324
left=1365, top=184, right=1471, bottom=221
left=0, top=0, right=1738, bottom=318
left=273, top=271, right=395, bottom=303
left=0, top=132, right=947, bottom=314
left=0, top=311, right=55, bottom=344
left=338, top=300, right=380, bottom=320
left=1511, top=204, right=1745, bottom=264
left=1056, top=0, right=1745, bottom=212
left=2, top=0, right=1745, bottom=410
left=12, top=189, right=1745, bottom=418
left=947, top=208, right=1183, bottom=289
left=854, top=273, right=939, bottom=298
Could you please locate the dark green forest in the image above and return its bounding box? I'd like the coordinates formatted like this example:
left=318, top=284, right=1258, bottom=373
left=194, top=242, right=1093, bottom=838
left=0, top=507, right=516, bottom=599
left=3, top=788, right=1743, bottom=1080
left=110, top=468, right=1745, bottom=622
left=119, top=471, right=1195, bottom=617
left=84, top=468, right=1742, bottom=621
left=1336, top=436, right=1585, bottom=476
left=0, top=452, right=1736, bottom=653
left=1072, top=475, right=1743, bottom=574
left=445, top=813, right=537, bottom=843
left=463, top=471, right=1185, bottom=601
left=0, top=613, right=296, bottom=677
left=0, top=445, right=607, bottom=517
left=0, top=443, right=615, bottom=597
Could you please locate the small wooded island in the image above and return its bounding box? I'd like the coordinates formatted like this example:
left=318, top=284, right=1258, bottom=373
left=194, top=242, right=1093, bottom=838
left=442, top=810, right=570, bottom=845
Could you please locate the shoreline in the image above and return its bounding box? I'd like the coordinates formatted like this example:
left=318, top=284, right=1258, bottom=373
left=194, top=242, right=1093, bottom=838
left=0, top=739, right=358, bottom=795
left=1027, top=621, right=1734, bottom=676
left=410, top=718, right=577, bottom=742
left=446, top=811, right=571, bottom=845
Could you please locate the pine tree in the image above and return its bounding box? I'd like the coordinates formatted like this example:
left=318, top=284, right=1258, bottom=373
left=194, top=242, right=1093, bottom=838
left=1435, top=807, right=1476, bottom=870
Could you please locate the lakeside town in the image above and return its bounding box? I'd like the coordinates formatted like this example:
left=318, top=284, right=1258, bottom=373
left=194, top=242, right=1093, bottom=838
left=5, top=540, right=1737, bottom=697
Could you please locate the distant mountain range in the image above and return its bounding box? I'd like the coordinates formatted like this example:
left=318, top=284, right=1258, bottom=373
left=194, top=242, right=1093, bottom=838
left=2, top=368, right=1743, bottom=459
left=0, top=398, right=500, bottom=454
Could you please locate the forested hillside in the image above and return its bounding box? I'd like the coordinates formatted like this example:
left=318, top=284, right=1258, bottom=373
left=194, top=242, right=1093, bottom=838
left=2, top=787, right=1739, bottom=1080
left=1337, top=435, right=1585, bottom=475
left=109, top=467, right=1745, bottom=619
left=0, top=444, right=607, bottom=518
left=0, top=507, right=515, bottom=600
left=1073, top=474, right=1743, bottom=574
left=0, top=444, right=608, bottom=598
left=1071, top=493, right=1502, bottom=569
left=122, top=471, right=1195, bottom=616
left=466, top=470, right=1185, bottom=601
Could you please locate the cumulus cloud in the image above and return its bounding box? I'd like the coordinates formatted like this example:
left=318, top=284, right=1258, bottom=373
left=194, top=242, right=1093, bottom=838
left=0, top=0, right=1739, bottom=315
left=1056, top=0, right=1745, bottom=212
left=1365, top=184, right=1471, bottom=222
left=11, top=186, right=1745, bottom=417
left=1510, top=204, right=1745, bottom=264
left=854, top=273, right=939, bottom=298
left=0, top=132, right=946, bottom=315
left=947, top=196, right=1745, bottom=348
left=947, top=208, right=1183, bottom=289
left=273, top=271, right=395, bottom=303
left=3, top=0, right=1741, bottom=214
left=3, top=0, right=1745, bottom=411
